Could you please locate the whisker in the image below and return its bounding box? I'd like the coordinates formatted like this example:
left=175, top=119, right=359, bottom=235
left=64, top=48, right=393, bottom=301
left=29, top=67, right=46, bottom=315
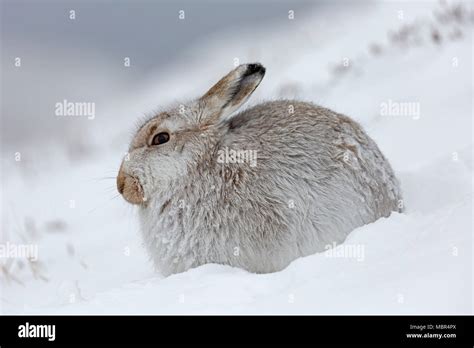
left=92, top=176, right=116, bottom=181
left=87, top=193, right=122, bottom=214
left=104, top=186, right=117, bottom=192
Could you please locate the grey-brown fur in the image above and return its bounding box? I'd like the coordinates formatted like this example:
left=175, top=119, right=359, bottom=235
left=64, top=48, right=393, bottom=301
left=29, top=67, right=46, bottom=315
left=117, top=63, right=402, bottom=276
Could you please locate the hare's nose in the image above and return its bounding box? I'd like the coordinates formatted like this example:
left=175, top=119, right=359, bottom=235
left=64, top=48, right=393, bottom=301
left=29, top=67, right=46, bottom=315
left=117, top=168, right=126, bottom=194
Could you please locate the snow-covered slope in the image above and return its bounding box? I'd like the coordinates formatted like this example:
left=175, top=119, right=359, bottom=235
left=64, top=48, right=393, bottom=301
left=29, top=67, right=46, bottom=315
left=1, top=0, right=472, bottom=314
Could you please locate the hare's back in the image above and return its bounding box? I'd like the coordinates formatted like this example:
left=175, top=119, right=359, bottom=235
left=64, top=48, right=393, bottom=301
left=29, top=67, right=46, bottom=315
left=225, top=99, right=401, bottom=215
left=226, top=100, right=364, bottom=152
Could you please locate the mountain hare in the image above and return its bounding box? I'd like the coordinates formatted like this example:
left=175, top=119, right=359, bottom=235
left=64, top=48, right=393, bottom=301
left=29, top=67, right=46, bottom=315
left=117, top=63, right=402, bottom=276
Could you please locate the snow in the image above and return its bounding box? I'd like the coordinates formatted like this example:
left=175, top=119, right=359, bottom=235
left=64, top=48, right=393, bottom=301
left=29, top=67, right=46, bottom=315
left=1, top=0, right=472, bottom=314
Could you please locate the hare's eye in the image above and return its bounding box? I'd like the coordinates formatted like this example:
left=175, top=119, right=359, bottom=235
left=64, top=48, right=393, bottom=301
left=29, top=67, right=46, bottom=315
left=151, top=132, right=170, bottom=146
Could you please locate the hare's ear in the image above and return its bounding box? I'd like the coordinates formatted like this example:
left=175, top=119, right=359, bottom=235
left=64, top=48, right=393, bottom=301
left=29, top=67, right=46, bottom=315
left=199, top=63, right=265, bottom=123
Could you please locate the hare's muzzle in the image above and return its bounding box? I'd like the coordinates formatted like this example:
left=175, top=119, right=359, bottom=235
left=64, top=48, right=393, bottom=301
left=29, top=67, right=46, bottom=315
left=117, top=167, right=145, bottom=205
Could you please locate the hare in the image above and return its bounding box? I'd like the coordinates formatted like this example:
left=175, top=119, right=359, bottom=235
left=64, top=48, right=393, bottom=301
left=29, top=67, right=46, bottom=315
left=117, top=63, right=402, bottom=276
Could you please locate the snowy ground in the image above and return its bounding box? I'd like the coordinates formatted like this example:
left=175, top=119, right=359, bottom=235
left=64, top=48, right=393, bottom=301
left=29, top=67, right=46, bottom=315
left=1, top=0, right=473, bottom=314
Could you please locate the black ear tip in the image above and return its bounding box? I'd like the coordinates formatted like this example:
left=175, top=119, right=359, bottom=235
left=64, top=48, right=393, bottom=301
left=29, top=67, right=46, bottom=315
left=246, top=63, right=266, bottom=76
